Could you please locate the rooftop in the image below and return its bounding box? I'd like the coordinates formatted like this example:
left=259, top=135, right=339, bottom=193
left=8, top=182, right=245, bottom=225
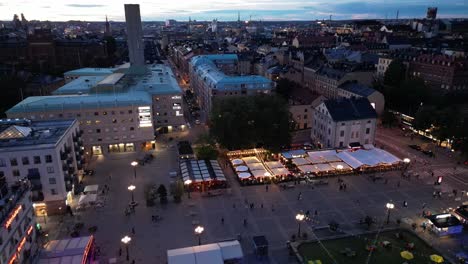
left=64, top=67, right=117, bottom=77
left=339, top=81, right=377, bottom=97
left=191, top=55, right=273, bottom=91
left=0, top=119, right=76, bottom=150
left=7, top=64, right=182, bottom=114
left=323, top=97, right=377, bottom=122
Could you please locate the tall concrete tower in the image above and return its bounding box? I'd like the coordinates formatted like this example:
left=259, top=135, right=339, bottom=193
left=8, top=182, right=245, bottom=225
left=124, top=4, right=145, bottom=67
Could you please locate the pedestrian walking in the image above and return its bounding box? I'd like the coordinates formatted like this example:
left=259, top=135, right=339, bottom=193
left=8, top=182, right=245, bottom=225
left=305, top=210, right=310, bottom=217
left=314, top=210, right=318, bottom=216
left=265, top=185, right=269, bottom=192
left=119, top=247, right=122, bottom=256
left=261, top=203, right=263, bottom=209
left=433, top=191, right=437, bottom=198
left=343, top=184, right=347, bottom=191
left=271, top=204, right=275, bottom=212
left=221, top=217, right=224, bottom=225
left=232, top=203, right=236, bottom=209
left=339, top=184, right=343, bottom=191
left=243, top=219, right=247, bottom=227
left=132, top=227, right=135, bottom=234
left=422, top=202, right=426, bottom=209
left=250, top=203, right=254, bottom=209
left=403, top=201, right=408, bottom=207
left=297, top=192, right=302, bottom=201
left=109, top=173, right=112, bottom=180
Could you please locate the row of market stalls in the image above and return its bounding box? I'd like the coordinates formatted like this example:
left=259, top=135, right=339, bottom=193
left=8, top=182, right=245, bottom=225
left=180, top=160, right=227, bottom=191
left=231, top=155, right=289, bottom=184
left=282, top=146, right=402, bottom=177
left=38, top=236, right=95, bottom=264
left=168, top=240, right=243, bottom=264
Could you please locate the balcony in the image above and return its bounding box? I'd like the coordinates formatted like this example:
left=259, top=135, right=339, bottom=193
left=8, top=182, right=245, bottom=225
left=0, top=182, right=31, bottom=227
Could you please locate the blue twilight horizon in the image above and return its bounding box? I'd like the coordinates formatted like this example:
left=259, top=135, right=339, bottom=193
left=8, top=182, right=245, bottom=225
left=1, top=0, right=467, bottom=21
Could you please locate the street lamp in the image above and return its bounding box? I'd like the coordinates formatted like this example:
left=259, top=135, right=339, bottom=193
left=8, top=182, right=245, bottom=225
left=295, top=213, right=305, bottom=237
left=128, top=185, right=136, bottom=203
left=194, top=225, right=204, bottom=245
left=131, top=161, right=138, bottom=179
left=121, top=235, right=131, bottom=261
left=386, top=202, right=395, bottom=224
left=403, top=158, right=410, bottom=164
left=184, top=179, right=192, bottom=199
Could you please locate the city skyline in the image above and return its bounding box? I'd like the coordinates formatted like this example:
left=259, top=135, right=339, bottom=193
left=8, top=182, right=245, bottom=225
left=2, top=0, right=468, bottom=22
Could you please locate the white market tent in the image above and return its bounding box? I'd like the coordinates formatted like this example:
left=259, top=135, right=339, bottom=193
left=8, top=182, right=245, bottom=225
left=194, top=244, right=224, bottom=264
left=330, top=162, right=352, bottom=170
left=271, top=167, right=289, bottom=176
left=238, top=172, right=252, bottom=179
left=231, top=159, right=244, bottom=166
left=336, top=148, right=402, bottom=169
left=242, top=157, right=261, bottom=164
left=251, top=169, right=271, bottom=178
left=292, top=158, right=309, bottom=166
left=83, top=185, right=98, bottom=194
left=307, top=150, right=342, bottom=163
left=235, top=166, right=249, bottom=172
left=316, top=163, right=333, bottom=172
left=298, top=164, right=320, bottom=173
left=168, top=241, right=242, bottom=264
left=218, top=240, right=243, bottom=260
left=38, top=236, right=94, bottom=264
left=78, top=194, right=97, bottom=205
left=247, top=163, right=265, bottom=171
left=265, top=161, right=283, bottom=169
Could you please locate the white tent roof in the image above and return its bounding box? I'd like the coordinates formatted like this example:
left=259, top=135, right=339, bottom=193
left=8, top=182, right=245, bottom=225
left=231, top=159, right=244, bottom=166
left=298, top=164, right=319, bottom=173
left=336, top=151, right=363, bottom=169
left=242, top=157, right=261, bottom=164
left=271, top=167, right=289, bottom=176
left=336, top=148, right=401, bottom=169
left=251, top=169, right=271, bottom=178
left=218, top=240, right=243, bottom=260
left=235, top=166, right=249, bottom=172
left=78, top=194, right=97, bottom=205
left=168, top=247, right=196, bottom=264
left=329, top=162, right=352, bottom=170
left=265, top=161, right=283, bottom=169
left=83, top=185, right=98, bottom=193
left=238, top=172, right=252, bottom=179
left=316, top=163, right=333, bottom=171
left=307, top=150, right=342, bottom=163
left=292, top=158, right=309, bottom=166
left=247, top=163, right=265, bottom=171
left=193, top=244, right=223, bottom=264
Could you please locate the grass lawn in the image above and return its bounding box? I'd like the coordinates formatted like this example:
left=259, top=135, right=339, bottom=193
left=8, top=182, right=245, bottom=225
left=298, top=230, right=446, bottom=264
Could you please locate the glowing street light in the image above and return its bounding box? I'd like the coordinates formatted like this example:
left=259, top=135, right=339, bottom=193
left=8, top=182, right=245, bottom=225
left=296, top=213, right=305, bottom=237
left=184, top=179, right=192, bottom=199
left=128, top=185, right=136, bottom=203
left=386, top=202, right=395, bottom=224
left=403, top=158, right=410, bottom=164
left=121, top=235, right=131, bottom=261
left=194, top=225, right=204, bottom=245
left=131, top=161, right=138, bottom=179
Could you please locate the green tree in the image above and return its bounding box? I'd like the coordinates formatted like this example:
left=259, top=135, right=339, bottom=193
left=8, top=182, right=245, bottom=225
left=210, top=95, right=291, bottom=152
left=195, top=145, right=218, bottom=160
left=381, top=110, right=397, bottom=128
left=157, top=184, right=168, bottom=204
left=170, top=180, right=184, bottom=203
left=384, top=59, right=406, bottom=87
left=104, top=36, right=117, bottom=57
left=275, top=78, right=296, bottom=100
left=413, top=106, right=434, bottom=131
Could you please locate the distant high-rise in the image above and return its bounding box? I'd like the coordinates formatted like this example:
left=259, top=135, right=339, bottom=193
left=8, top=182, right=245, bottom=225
left=105, top=15, right=111, bottom=36
left=427, top=7, right=438, bottom=19
left=124, top=4, right=145, bottom=66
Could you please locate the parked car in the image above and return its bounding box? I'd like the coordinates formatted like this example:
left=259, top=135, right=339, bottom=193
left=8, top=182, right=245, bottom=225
left=408, top=145, right=421, bottom=151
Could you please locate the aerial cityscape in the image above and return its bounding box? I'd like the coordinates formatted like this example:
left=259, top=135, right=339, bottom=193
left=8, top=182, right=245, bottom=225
left=0, top=1, right=468, bottom=264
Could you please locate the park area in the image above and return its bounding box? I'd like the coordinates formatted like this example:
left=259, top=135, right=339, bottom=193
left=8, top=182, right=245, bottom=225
left=297, top=230, right=447, bottom=264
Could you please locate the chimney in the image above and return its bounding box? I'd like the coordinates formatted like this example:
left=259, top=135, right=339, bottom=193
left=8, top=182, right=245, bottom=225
left=124, top=4, right=145, bottom=67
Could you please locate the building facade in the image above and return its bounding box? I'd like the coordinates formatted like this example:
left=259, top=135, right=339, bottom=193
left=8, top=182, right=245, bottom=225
left=0, top=182, right=38, bottom=264
left=6, top=64, right=184, bottom=156
left=0, top=119, right=82, bottom=214
left=311, top=98, right=377, bottom=148
left=189, top=54, right=273, bottom=120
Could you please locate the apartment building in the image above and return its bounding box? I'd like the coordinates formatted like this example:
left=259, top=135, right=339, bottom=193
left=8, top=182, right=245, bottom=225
left=311, top=98, right=377, bottom=148
left=189, top=54, right=273, bottom=119
left=337, top=81, right=385, bottom=115
left=0, top=119, right=81, bottom=215
left=0, top=182, right=38, bottom=264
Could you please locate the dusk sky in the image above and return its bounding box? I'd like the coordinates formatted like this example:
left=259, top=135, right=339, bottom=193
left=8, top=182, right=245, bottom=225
left=2, top=0, right=467, bottom=21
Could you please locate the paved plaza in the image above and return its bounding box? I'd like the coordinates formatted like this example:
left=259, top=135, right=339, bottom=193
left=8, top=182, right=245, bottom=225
left=37, top=128, right=468, bottom=264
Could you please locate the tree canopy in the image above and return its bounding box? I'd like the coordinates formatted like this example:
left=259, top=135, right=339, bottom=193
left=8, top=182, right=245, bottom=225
left=210, top=95, right=291, bottom=152
left=384, top=59, right=406, bottom=87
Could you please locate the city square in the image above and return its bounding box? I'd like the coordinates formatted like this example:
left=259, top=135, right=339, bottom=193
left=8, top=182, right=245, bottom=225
left=35, top=128, right=468, bottom=263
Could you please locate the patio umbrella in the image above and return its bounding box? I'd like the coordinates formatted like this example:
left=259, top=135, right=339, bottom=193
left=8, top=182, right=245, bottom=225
left=430, top=254, right=444, bottom=263
left=401, top=251, right=414, bottom=260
